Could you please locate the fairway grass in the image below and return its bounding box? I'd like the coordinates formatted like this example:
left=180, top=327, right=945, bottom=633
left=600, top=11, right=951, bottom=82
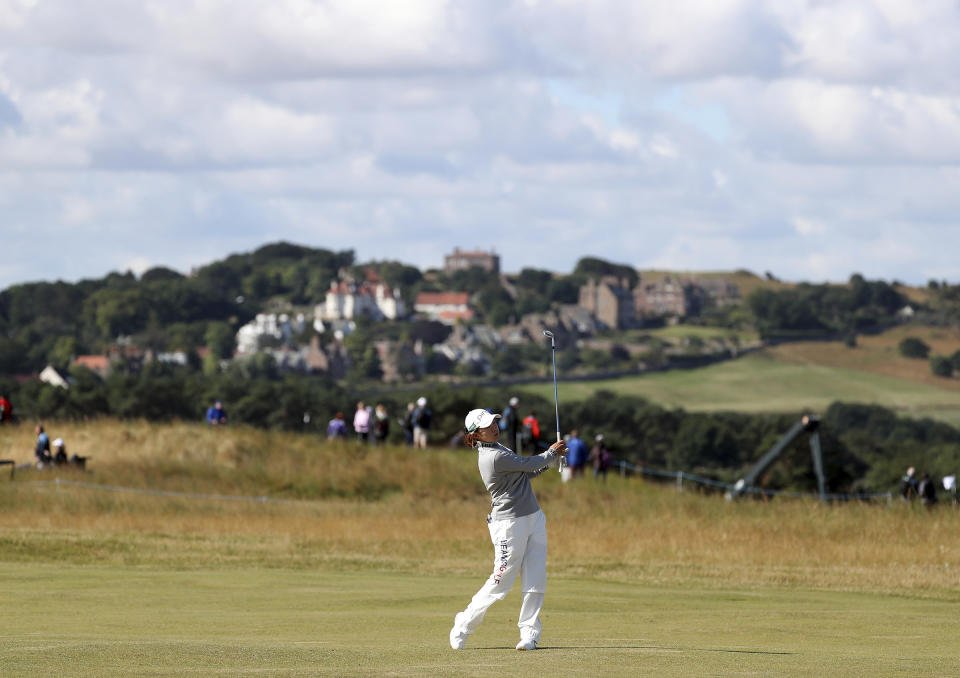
left=2, top=422, right=959, bottom=676
left=1, top=564, right=957, bottom=677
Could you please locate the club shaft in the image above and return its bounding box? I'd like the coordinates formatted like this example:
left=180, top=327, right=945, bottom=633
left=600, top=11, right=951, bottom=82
left=551, top=347, right=560, bottom=442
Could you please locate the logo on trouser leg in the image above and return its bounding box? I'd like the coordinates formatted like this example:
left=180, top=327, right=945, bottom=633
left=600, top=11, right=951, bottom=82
left=493, top=539, right=509, bottom=584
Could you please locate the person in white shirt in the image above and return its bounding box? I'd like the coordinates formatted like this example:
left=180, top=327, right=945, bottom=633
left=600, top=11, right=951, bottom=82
left=449, top=408, right=567, bottom=651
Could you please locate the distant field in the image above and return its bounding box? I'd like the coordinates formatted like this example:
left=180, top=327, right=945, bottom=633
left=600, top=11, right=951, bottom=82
left=522, top=325, right=960, bottom=425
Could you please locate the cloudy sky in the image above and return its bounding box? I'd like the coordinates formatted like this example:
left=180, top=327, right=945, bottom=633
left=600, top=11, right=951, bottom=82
left=2, top=0, right=959, bottom=289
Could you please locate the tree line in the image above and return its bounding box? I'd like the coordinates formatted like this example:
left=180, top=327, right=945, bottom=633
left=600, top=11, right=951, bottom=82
left=2, top=365, right=954, bottom=496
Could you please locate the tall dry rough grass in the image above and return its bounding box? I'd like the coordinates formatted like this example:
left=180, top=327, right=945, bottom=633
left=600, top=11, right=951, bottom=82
left=0, top=420, right=957, bottom=596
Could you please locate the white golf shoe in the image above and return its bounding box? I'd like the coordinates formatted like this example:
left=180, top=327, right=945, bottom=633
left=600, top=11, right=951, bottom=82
left=449, top=626, right=469, bottom=650
left=515, top=638, right=538, bottom=651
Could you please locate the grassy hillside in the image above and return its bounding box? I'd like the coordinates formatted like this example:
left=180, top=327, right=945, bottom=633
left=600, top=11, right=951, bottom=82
left=635, top=269, right=791, bottom=297
left=521, top=325, right=960, bottom=425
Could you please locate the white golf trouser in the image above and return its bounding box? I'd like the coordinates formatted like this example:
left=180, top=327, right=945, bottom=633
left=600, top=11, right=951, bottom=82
left=454, top=509, right=547, bottom=643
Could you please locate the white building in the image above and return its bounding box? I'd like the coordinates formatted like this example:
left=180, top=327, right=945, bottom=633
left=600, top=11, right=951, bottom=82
left=317, top=271, right=405, bottom=321
left=235, top=313, right=306, bottom=354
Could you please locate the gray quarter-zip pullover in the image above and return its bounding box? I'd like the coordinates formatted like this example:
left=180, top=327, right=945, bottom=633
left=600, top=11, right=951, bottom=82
left=477, top=442, right=558, bottom=520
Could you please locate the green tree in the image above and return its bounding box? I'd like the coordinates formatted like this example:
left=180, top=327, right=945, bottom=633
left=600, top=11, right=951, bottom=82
left=515, top=268, right=552, bottom=294
left=0, top=337, right=28, bottom=375
left=573, top=257, right=638, bottom=288
left=205, top=322, right=236, bottom=360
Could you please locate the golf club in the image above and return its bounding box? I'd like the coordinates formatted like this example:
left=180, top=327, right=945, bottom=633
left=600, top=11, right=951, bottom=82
left=543, top=330, right=564, bottom=473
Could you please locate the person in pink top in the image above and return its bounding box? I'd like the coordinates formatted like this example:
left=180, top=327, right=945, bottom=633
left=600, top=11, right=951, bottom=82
left=353, top=401, right=371, bottom=443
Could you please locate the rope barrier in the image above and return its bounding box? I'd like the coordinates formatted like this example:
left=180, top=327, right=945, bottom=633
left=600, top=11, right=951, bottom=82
left=615, top=460, right=894, bottom=502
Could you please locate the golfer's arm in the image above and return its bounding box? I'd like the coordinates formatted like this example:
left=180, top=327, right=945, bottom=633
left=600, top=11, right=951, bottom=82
left=494, top=449, right=557, bottom=474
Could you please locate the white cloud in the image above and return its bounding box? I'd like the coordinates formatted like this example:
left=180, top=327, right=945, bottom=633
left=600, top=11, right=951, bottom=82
left=2, top=1, right=960, bottom=289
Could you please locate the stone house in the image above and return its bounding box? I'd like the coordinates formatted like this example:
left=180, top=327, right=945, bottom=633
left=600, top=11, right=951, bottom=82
left=578, top=277, right=637, bottom=329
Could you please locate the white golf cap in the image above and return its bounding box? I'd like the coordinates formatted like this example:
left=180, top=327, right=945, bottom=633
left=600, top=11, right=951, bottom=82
left=509, top=396, right=519, bottom=406
left=464, top=408, right=501, bottom=432
left=52, top=438, right=63, bottom=447
left=416, top=396, right=427, bottom=407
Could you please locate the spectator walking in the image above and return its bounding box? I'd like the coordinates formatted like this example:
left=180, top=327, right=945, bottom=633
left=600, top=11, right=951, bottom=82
left=353, top=401, right=371, bottom=443
left=565, top=429, right=588, bottom=478
left=918, top=472, right=938, bottom=507
left=0, top=394, right=11, bottom=424
left=326, top=412, right=347, bottom=440
left=520, top=411, right=541, bottom=455
left=206, top=400, right=227, bottom=426
left=899, top=466, right=918, bottom=501
left=400, top=402, right=416, bottom=447
left=373, top=403, right=390, bottom=445
left=413, top=397, right=432, bottom=449
left=499, top=396, right=520, bottom=450
left=34, top=425, right=51, bottom=467
left=589, top=434, right=612, bottom=482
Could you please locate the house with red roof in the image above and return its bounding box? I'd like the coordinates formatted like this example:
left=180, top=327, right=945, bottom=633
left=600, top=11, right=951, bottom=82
left=71, top=355, right=112, bottom=378
left=414, top=291, right=474, bottom=325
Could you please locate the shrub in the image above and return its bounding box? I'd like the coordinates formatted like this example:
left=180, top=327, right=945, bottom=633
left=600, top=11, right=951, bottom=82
left=898, top=337, right=930, bottom=359
left=930, top=355, right=953, bottom=378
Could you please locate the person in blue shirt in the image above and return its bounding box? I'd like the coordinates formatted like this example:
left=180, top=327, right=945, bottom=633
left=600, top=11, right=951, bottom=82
left=565, top=429, right=588, bottom=477
left=206, top=401, right=227, bottom=426
left=34, top=425, right=51, bottom=466
left=327, top=412, right=347, bottom=439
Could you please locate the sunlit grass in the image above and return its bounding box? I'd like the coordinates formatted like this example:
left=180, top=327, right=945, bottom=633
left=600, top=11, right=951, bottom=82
left=1, top=420, right=957, bottom=597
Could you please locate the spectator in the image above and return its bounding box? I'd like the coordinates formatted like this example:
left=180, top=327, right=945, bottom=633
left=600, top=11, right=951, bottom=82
left=0, top=394, right=11, bottom=424
left=326, top=412, right=347, bottom=440
left=899, top=466, right=918, bottom=501
left=52, top=438, right=68, bottom=465
left=589, top=434, right=612, bottom=482
left=353, top=401, right=371, bottom=443
left=373, top=403, right=390, bottom=445
left=499, top=396, right=520, bottom=450
left=413, top=396, right=432, bottom=448
left=206, top=400, right=227, bottom=426
left=34, top=425, right=51, bottom=467
left=400, top=402, right=416, bottom=447
left=565, top=429, right=588, bottom=478
left=944, top=475, right=958, bottom=504
left=918, top=472, right=938, bottom=507
left=520, top=411, right=541, bottom=455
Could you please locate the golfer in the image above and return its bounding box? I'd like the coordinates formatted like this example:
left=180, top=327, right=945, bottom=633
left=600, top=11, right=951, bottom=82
left=449, top=408, right=567, bottom=651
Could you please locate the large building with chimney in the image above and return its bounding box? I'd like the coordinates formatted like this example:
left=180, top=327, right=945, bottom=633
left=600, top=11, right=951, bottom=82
left=443, top=248, right=500, bottom=274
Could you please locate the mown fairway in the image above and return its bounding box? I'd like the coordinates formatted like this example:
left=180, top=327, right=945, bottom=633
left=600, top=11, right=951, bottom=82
left=1, top=422, right=959, bottom=676
left=2, top=564, right=958, bottom=677
left=520, top=347, right=960, bottom=425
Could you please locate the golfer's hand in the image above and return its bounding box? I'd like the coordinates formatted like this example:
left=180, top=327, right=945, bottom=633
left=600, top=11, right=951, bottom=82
left=549, top=440, right=568, bottom=457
